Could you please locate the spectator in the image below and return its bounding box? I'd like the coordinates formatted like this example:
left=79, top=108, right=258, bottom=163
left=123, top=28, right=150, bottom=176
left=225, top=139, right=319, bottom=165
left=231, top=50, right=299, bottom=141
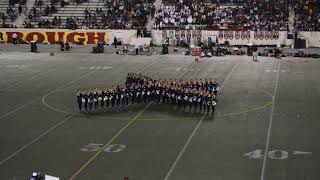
left=113, top=36, right=118, bottom=48
left=18, top=4, right=22, bottom=15
left=12, top=32, right=18, bottom=44
left=137, top=28, right=141, bottom=38
left=135, top=42, right=140, bottom=55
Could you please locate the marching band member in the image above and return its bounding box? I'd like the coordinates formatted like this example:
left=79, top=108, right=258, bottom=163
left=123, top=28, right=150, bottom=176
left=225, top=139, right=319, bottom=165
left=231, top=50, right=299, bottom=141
left=76, top=73, right=220, bottom=113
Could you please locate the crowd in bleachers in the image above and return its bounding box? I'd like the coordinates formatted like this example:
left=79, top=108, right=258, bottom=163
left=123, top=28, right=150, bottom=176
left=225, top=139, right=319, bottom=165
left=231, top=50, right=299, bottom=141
left=22, top=0, right=156, bottom=30
left=28, top=0, right=59, bottom=21
left=1, top=0, right=26, bottom=27
left=293, top=0, right=320, bottom=31
left=154, top=0, right=289, bottom=31
left=242, top=0, right=289, bottom=31
left=1, top=0, right=320, bottom=31
left=96, top=0, right=155, bottom=29
left=154, top=0, right=216, bottom=30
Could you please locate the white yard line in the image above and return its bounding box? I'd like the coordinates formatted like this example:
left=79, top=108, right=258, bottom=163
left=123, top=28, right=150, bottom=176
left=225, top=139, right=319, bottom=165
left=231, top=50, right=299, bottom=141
left=163, top=62, right=239, bottom=180
left=260, top=63, right=281, bottom=180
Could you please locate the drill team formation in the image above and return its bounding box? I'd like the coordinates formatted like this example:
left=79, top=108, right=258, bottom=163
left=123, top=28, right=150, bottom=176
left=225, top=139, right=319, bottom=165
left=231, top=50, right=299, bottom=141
left=76, top=73, right=220, bottom=113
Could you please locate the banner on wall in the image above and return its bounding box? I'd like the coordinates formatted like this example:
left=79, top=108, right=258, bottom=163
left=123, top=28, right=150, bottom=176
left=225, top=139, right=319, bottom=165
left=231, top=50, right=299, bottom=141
left=0, top=30, right=110, bottom=44
left=259, top=31, right=264, bottom=40
left=169, top=30, right=174, bottom=39
left=241, top=31, right=246, bottom=40
left=175, top=30, right=180, bottom=39
left=162, top=30, right=167, bottom=39
left=181, top=30, right=186, bottom=39
left=254, top=31, right=259, bottom=40
left=265, top=31, right=269, bottom=40
left=229, top=31, right=234, bottom=40
left=235, top=31, right=240, bottom=39
left=218, top=31, right=223, bottom=39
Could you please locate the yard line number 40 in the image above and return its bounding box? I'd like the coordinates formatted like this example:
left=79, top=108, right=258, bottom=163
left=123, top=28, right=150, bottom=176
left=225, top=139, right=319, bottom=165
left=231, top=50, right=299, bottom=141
left=244, top=149, right=288, bottom=160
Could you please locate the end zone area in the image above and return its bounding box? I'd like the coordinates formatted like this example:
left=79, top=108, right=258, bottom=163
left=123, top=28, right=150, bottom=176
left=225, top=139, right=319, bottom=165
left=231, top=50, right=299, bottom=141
left=0, top=52, right=319, bottom=180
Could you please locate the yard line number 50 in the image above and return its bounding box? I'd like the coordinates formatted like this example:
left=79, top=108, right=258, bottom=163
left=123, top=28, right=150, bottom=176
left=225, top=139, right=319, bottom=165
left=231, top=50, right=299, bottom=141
left=80, top=143, right=126, bottom=153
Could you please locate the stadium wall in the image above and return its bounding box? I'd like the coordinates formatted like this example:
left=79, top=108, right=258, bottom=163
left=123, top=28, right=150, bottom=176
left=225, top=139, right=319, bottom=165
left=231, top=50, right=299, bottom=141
left=0, top=29, right=320, bottom=47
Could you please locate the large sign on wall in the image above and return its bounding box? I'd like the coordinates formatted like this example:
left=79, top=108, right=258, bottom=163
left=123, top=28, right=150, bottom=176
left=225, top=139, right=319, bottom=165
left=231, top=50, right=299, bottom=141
left=0, top=30, right=110, bottom=44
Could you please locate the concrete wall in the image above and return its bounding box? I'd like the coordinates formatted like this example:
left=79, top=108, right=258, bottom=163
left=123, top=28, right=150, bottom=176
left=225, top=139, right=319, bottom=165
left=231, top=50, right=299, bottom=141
left=299, top=31, right=320, bottom=47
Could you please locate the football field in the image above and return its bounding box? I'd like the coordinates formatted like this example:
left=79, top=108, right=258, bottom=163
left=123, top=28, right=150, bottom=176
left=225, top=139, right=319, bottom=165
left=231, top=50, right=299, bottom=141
left=0, top=50, right=319, bottom=180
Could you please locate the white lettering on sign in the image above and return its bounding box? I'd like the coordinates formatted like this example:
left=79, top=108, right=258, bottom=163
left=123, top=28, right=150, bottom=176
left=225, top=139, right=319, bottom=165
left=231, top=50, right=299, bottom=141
left=79, top=66, right=112, bottom=70
left=244, top=149, right=312, bottom=160
left=80, top=143, right=126, bottom=153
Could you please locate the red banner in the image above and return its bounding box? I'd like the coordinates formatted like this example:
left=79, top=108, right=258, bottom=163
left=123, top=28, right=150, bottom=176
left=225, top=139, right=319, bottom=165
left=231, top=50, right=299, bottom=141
left=0, top=30, right=109, bottom=45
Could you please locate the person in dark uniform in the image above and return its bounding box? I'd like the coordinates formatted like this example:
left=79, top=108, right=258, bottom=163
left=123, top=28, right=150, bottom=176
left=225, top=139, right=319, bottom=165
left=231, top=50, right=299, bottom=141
left=177, top=90, right=182, bottom=107
left=205, top=93, right=210, bottom=112
left=60, top=40, right=65, bottom=51
left=155, top=85, right=161, bottom=103
left=213, top=80, right=219, bottom=96
left=77, top=89, right=82, bottom=111
left=124, top=89, right=129, bottom=105
left=136, top=86, right=141, bottom=103
left=130, top=87, right=135, bottom=104
left=104, top=89, right=109, bottom=108
left=198, top=92, right=203, bottom=112
left=100, top=89, right=105, bottom=109
left=94, top=90, right=99, bottom=110
left=116, top=90, right=120, bottom=106
left=88, top=91, right=93, bottom=111
left=183, top=90, right=188, bottom=109
left=142, top=86, right=147, bottom=103
left=110, top=90, right=115, bottom=107
left=113, top=36, right=118, bottom=48
left=188, top=91, right=193, bottom=110
left=211, top=93, right=217, bottom=113
left=84, top=91, right=88, bottom=111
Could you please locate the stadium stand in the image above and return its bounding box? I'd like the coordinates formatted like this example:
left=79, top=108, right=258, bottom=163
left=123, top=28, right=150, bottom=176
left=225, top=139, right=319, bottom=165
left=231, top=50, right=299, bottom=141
left=23, top=0, right=155, bottom=29
left=154, top=0, right=289, bottom=30
left=0, top=0, right=26, bottom=28
left=0, top=0, right=319, bottom=32
left=293, top=0, right=320, bottom=31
